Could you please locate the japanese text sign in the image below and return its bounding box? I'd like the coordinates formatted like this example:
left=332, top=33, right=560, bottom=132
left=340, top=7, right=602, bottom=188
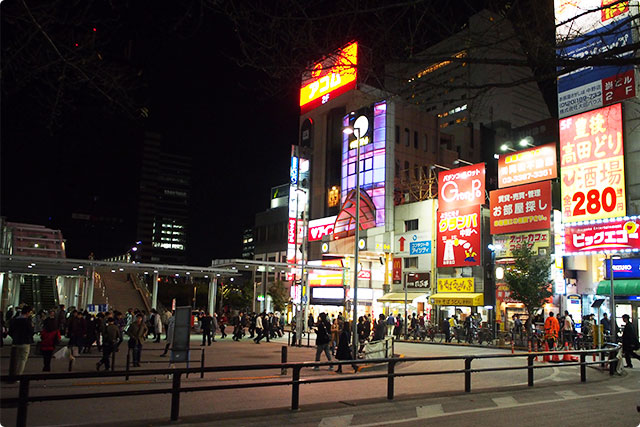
left=437, top=277, right=474, bottom=293
left=490, top=181, right=551, bottom=234
left=438, top=163, right=485, bottom=211
left=392, top=257, right=402, bottom=284
left=308, top=216, right=336, bottom=241
left=492, top=231, right=550, bottom=258
left=563, top=217, right=640, bottom=255
left=498, top=143, right=557, bottom=188
left=496, top=283, right=519, bottom=304
left=300, top=42, right=357, bottom=114
left=559, top=103, right=625, bottom=222
left=437, top=205, right=481, bottom=267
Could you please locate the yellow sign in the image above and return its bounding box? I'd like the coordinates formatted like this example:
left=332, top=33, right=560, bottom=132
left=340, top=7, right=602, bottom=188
left=430, top=293, right=484, bottom=306
left=437, top=278, right=474, bottom=293
left=492, top=231, right=550, bottom=258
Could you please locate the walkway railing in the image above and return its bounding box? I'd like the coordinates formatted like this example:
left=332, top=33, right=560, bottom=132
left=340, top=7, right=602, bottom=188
left=0, top=344, right=621, bottom=427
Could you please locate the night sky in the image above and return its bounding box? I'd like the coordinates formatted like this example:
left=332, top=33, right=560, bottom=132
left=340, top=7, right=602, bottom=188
left=1, top=4, right=299, bottom=265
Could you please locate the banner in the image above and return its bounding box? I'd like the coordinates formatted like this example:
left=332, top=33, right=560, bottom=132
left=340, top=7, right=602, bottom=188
left=498, top=143, right=557, bottom=188
left=490, top=181, right=551, bottom=234
left=559, top=103, right=625, bottom=222
left=438, top=163, right=485, bottom=211
left=392, top=257, right=402, bottom=284
left=493, top=230, right=550, bottom=258
left=437, top=205, right=481, bottom=267
left=437, top=277, right=474, bottom=293
left=563, top=217, right=640, bottom=255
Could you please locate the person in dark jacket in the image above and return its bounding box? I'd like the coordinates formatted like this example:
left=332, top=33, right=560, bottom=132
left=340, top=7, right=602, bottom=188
left=67, top=310, right=86, bottom=355
left=621, top=314, right=640, bottom=368
left=97, top=317, right=121, bottom=371
left=8, top=305, right=34, bottom=379
left=200, top=312, right=213, bottom=346
left=40, top=314, right=61, bottom=372
left=373, top=314, right=386, bottom=341
left=126, top=314, right=148, bottom=367
left=313, top=313, right=333, bottom=370
left=336, top=321, right=358, bottom=373
left=441, top=317, right=451, bottom=343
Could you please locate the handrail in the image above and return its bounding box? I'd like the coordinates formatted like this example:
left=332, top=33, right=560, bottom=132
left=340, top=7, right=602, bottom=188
left=0, top=344, right=622, bottom=427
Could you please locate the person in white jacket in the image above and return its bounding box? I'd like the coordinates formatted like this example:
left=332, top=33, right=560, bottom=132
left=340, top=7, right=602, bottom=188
left=153, top=310, right=163, bottom=343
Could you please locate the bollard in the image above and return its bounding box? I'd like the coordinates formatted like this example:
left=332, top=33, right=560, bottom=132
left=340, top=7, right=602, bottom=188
left=291, top=366, right=301, bottom=410
left=387, top=359, right=395, bottom=400
left=307, top=331, right=310, bottom=347
left=580, top=353, right=586, bottom=382
left=201, top=348, right=205, bottom=379
left=287, top=331, right=291, bottom=346
left=16, top=379, right=30, bottom=427
left=464, top=358, right=472, bottom=392
left=125, top=350, right=131, bottom=381
left=527, top=355, right=534, bottom=387
left=170, top=372, right=182, bottom=421
left=281, top=346, right=288, bottom=375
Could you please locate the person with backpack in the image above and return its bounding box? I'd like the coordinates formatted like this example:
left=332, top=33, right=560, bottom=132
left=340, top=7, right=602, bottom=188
left=314, top=313, right=333, bottom=370
left=97, top=317, right=120, bottom=371
left=394, top=314, right=403, bottom=340
left=386, top=313, right=396, bottom=337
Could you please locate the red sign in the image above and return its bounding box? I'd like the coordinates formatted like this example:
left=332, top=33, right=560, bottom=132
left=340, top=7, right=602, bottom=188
left=300, top=42, right=357, bottom=114
left=308, top=216, right=336, bottom=241
left=560, top=103, right=625, bottom=222
left=490, top=181, right=551, bottom=234
left=602, top=69, right=635, bottom=105
left=392, top=258, right=402, bottom=284
left=437, top=205, right=481, bottom=267
left=563, top=217, right=640, bottom=255
left=438, top=163, right=485, bottom=211
left=358, top=270, right=371, bottom=280
left=498, top=143, right=557, bottom=188
left=287, top=218, right=297, bottom=245
left=496, top=283, right=519, bottom=304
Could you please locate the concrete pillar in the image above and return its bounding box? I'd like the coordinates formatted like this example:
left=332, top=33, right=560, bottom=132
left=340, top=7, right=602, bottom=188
left=85, top=268, right=95, bottom=307
left=12, top=274, right=21, bottom=307
left=0, top=273, right=4, bottom=312
left=152, top=272, right=159, bottom=310
left=208, top=277, right=217, bottom=315
left=72, top=277, right=80, bottom=308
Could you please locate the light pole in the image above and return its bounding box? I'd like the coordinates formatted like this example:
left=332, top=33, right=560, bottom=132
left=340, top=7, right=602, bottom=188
left=609, top=254, right=620, bottom=340
left=344, top=124, right=361, bottom=356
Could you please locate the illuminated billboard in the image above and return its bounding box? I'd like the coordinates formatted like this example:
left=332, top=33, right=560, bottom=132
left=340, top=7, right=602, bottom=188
left=300, top=41, right=357, bottom=114
left=308, top=216, right=337, bottom=241
left=563, top=217, right=640, bottom=255
left=559, top=103, right=625, bottom=223
left=498, top=143, right=557, bottom=188
left=490, top=181, right=552, bottom=234
left=437, top=163, right=486, bottom=211
left=340, top=101, right=387, bottom=232
left=492, top=231, right=550, bottom=258
left=436, top=205, right=481, bottom=267
left=555, top=0, right=632, bottom=41
left=287, top=149, right=310, bottom=279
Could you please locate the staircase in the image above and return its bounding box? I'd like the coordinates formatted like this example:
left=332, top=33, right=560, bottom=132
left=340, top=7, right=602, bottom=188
left=97, top=271, right=149, bottom=312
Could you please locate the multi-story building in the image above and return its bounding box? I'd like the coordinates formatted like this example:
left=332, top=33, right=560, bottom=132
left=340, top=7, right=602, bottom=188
left=6, top=222, right=66, bottom=258
left=134, top=132, right=190, bottom=264
left=241, top=228, right=255, bottom=259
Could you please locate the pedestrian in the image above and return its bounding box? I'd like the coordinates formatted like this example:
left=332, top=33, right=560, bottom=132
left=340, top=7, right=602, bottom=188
left=40, top=316, right=60, bottom=372
left=313, top=313, right=333, bottom=370
left=162, top=309, right=172, bottom=340
left=8, top=305, right=34, bottom=380
left=126, top=314, right=148, bottom=367
left=308, top=313, right=315, bottom=330
left=254, top=312, right=265, bottom=344
left=544, top=312, right=560, bottom=349
left=67, top=310, right=86, bottom=355
left=336, top=321, right=358, bottom=373
left=218, top=313, right=227, bottom=339
left=200, top=312, right=213, bottom=346
left=161, top=313, right=175, bottom=356
left=153, top=309, right=163, bottom=343
left=373, top=313, right=386, bottom=341
left=357, top=316, right=366, bottom=353
left=263, top=313, right=271, bottom=342
left=561, top=310, right=573, bottom=346
left=601, top=313, right=611, bottom=337
left=248, top=312, right=256, bottom=338
left=441, top=316, right=451, bottom=343
left=621, top=314, right=640, bottom=368
left=395, top=314, right=403, bottom=340
left=331, top=318, right=340, bottom=355
left=97, top=317, right=120, bottom=371
left=385, top=313, right=396, bottom=337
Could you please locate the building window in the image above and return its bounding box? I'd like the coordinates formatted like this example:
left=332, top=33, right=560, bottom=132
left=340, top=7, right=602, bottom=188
left=404, top=128, right=410, bottom=147
left=405, top=219, right=418, bottom=231
left=395, top=161, right=400, bottom=178
left=395, top=125, right=400, bottom=144
left=413, top=131, right=418, bottom=149
left=404, top=161, right=410, bottom=180
left=414, top=165, right=420, bottom=180
left=423, top=134, right=428, bottom=152
left=404, top=257, right=418, bottom=269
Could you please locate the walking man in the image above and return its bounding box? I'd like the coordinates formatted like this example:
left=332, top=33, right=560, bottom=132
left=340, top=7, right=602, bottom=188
left=200, top=312, right=213, bottom=346
left=314, top=313, right=333, bottom=370
left=126, top=314, right=148, bottom=367
left=8, top=305, right=34, bottom=380
left=621, top=314, right=640, bottom=368
left=97, top=317, right=120, bottom=371
left=254, top=312, right=265, bottom=343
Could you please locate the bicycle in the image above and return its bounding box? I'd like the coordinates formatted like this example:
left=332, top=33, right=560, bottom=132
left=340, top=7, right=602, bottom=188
left=478, top=327, right=494, bottom=346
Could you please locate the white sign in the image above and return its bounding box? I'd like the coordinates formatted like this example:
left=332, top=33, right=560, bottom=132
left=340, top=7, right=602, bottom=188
left=308, top=216, right=337, bottom=241
left=396, top=232, right=430, bottom=254
left=555, top=0, right=634, bottom=42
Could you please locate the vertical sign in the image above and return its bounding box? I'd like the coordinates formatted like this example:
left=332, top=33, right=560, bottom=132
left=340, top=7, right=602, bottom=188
left=559, top=103, right=625, bottom=222
left=392, top=257, right=402, bottom=284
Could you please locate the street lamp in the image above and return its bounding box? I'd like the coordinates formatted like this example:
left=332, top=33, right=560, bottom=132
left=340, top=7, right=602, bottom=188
left=500, top=143, right=516, bottom=152
left=609, top=254, right=621, bottom=340
left=344, top=122, right=363, bottom=356
left=453, top=158, right=473, bottom=166
left=519, top=137, right=535, bottom=148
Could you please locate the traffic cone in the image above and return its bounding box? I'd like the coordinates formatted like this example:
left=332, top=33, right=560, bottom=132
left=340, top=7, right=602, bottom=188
left=568, top=342, right=579, bottom=362
left=551, top=342, right=561, bottom=363
left=533, top=340, right=539, bottom=362
left=562, top=342, right=573, bottom=362
left=511, top=341, right=515, bottom=354
left=543, top=341, right=550, bottom=362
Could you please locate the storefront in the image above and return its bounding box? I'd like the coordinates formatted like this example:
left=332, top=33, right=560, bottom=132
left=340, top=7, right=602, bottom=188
left=596, top=280, right=640, bottom=339
left=377, top=291, right=431, bottom=321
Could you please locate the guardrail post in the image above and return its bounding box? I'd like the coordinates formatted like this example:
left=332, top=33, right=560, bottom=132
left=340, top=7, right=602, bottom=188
left=387, top=359, right=395, bottom=400
left=201, top=348, right=205, bottom=379
left=281, top=346, right=287, bottom=375
left=464, top=358, right=472, bottom=393
left=392, top=337, right=395, bottom=357
left=125, top=350, right=130, bottom=381
left=16, top=379, right=29, bottom=427
left=170, top=372, right=182, bottom=421
left=580, top=353, right=586, bottom=383
left=307, top=332, right=310, bottom=347
left=527, top=355, right=534, bottom=387
left=291, top=366, right=301, bottom=410
left=385, top=339, right=389, bottom=358
left=287, top=331, right=291, bottom=346
left=111, top=350, right=116, bottom=371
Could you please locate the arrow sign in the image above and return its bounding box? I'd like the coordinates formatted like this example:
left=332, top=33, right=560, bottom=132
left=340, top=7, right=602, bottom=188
left=398, top=236, right=406, bottom=252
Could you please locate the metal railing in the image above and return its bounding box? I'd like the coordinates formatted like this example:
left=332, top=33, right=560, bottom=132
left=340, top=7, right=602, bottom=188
left=0, top=344, right=621, bottom=427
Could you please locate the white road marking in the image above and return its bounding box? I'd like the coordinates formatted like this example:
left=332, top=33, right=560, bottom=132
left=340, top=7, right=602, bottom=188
left=319, top=414, right=354, bottom=427
left=607, top=385, right=629, bottom=392
left=353, top=388, right=637, bottom=426
left=416, top=404, right=444, bottom=417
left=555, top=390, right=579, bottom=399
left=492, top=396, right=518, bottom=407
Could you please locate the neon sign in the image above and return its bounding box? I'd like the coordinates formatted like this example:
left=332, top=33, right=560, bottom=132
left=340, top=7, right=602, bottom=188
left=300, top=42, right=357, bottom=114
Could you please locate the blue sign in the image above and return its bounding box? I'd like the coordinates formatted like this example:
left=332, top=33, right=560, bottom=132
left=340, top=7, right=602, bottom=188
left=605, top=258, right=640, bottom=279
left=410, top=241, right=431, bottom=255
left=557, top=22, right=633, bottom=93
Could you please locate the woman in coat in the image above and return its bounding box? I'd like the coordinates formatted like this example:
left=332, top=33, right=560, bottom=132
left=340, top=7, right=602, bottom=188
left=336, top=321, right=358, bottom=373
left=40, top=317, right=61, bottom=371
left=160, top=314, right=175, bottom=356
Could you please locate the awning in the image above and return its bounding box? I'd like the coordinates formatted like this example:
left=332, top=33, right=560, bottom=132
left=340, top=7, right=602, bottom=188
left=377, top=292, right=427, bottom=303
left=596, top=280, right=640, bottom=296
left=429, top=293, right=484, bottom=306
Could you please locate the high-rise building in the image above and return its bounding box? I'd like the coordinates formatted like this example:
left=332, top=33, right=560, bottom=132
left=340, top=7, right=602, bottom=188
left=241, top=228, right=255, bottom=259
left=134, top=132, right=190, bottom=264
